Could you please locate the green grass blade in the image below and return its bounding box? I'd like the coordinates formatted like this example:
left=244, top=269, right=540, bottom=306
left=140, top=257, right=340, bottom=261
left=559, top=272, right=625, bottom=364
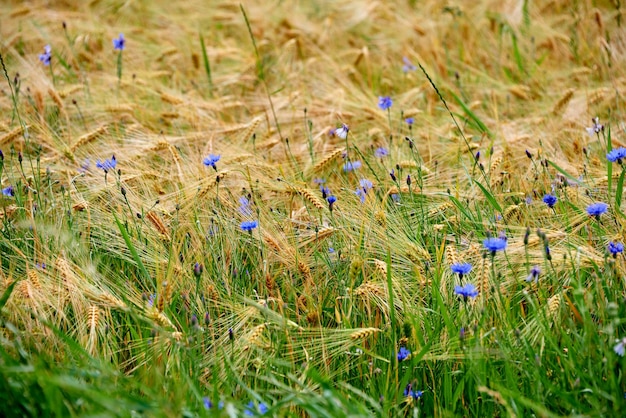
left=199, top=33, right=213, bottom=94
left=0, top=279, right=18, bottom=311
left=473, top=179, right=502, bottom=213
left=449, top=90, right=492, bottom=137
left=113, top=212, right=153, bottom=288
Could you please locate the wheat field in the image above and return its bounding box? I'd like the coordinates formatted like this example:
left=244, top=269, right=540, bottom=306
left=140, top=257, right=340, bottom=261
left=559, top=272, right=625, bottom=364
left=1, top=0, right=626, bottom=416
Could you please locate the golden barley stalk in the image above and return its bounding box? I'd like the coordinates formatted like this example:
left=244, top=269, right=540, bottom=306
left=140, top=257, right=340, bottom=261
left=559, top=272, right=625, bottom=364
left=27, top=269, right=42, bottom=289
left=547, top=294, right=561, bottom=318
left=398, top=160, right=418, bottom=168
left=552, top=88, right=574, bottom=115
left=445, top=246, right=458, bottom=266
left=503, top=204, right=521, bottom=222
left=478, top=257, right=491, bottom=296
left=238, top=117, right=262, bottom=142
left=70, top=125, right=108, bottom=151
left=0, top=126, right=24, bottom=145
left=59, top=85, right=83, bottom=99
left=428, top=202, right=453, bottom=218
left=56, top=257, right=74, bottom=288
left=145, top=211, right=170, bottom=236
left=350, top=327, right=381, bottom=340
left=312, top=148, right=345, bottom=173
left=147, top=309, right=176, bottom=329
left=489, top=156, right=502, bottom=173
left=248, top=323, right=266, bottom=346
left=48, top=88, right=64, bottom=111
left=160, top=92, right=184, bottom=105
left=95, top=292, right=128, bottom=311
left=297, top=188, right=325, bottom=210
left=88, top=306, right=99, bottom=332
left=372, top=259, right=387, bottom=276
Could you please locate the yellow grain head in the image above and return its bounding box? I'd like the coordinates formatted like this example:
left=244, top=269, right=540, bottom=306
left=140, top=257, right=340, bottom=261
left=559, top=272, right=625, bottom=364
left=350, top=327, right=381, bottom=340
left=445, top=245, right=459, bottom=267
left=27, top=269, right=42, bottom=290
left=547, top=293, right=561, bottom=318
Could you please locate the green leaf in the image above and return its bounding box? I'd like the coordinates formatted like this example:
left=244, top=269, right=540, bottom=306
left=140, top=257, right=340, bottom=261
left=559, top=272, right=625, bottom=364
left=113, top=212, right=153, bottom=288
left=473, top=179, right=502, bottom=213
left=0, top=279, right=18, bottom=311
left=616, top=168, right=625, bottom=215
left=199, top=33, right=213, bottom=94
left=449, top=91, right=492, bottom=136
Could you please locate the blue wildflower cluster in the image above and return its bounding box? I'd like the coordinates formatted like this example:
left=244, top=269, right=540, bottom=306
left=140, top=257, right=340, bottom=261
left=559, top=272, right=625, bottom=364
left=378, top=96, right=393, bottom=111
left=39, top=45, right=51, bottom=66
left=96, top=155, right=117, bottom=172
left=113, top=33, right=126, bottom=50
left=454, top=283, right=479, bottom=300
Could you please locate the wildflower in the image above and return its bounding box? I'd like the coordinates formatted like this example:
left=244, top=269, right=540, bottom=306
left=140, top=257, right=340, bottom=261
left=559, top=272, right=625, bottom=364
left=586, top=202, right=608, bottom=218
left=96, top=155, right=117, bottom=172
left=203, top=154, right=221, bottom=170
left=402, top=56, right=416, bottom=72
left=343, top=160, right=362, bottom=172
left=608, top=242, right=624, bottom=257
left=319, top=186, right=330, bottom=199
left=397, top=347, right=411, bottom=362
left=327, top=195, right=337, bottom=212
left=244, top=401, right=268, bottom=416
left=454, top=283, right=479, bottom=300
left=405, top=117, right=414, bottom=125
left=39, top=45, right=51, bottom=66
left=335, top=124, right=349, bottom=139
left=526, top=265, right=541, bottom=282
left=607, top=147, right=626, bottom=164
left=193, top=262, right=203, bottom=278
left=359, top=178, right=373, bottom=191
left=313, top=178, right=326, bottom=185
left=586, top=117, right=604, bottom=136
left=389, top=169, right=396, bottom=182
left=403, top=383, right=423, bottom=401
left=378, top=96, right=393, bottom=111
left=542, top=194, right=557, bottom=208
left=203, top=398, right=213, bottom=409
left=239, top=196, right=252, bottom=216
left=525, top=149, right=533, bottom=159
left=450, top=262, right=472, bottom=278
left=240, top=220, right=258, bottom=232
left=113, top=33, right=126, bottom=50
left=374, top=147, right=389, bottom=158
left=614, top=337, right=626, bottom=356
left=2, top=186, right=14, bottom=197
left=355, top=188, right=366, bottom=203
left=483, top=237, right=507, bottom=254
left=391, top=193, right=400, bottom=202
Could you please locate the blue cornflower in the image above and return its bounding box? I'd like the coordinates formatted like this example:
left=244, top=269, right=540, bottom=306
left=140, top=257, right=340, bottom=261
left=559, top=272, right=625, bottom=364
left=244, top=401, right=268, bottom=416
left=239, top=196, right=252, bottom=216
left=450, top=262, right=472, bottom=278
left=483, top=237, right=507, bottom=254
left=403, top=384, right=423, bottom=401
left=240, top=220, right=258, bottom=232
left=609, top=241, right=624, bottom=257
left=313, top=178, right=326, bottom=184
left=359, top=178, right=373, bottom=191
left=203, top=154, right=221, bottom=170
left=607, top=147, right=626, bottom=163
left=526, top=265, right=541, bottom=282
left=378, top=96, right=392, bottom=111
left=2, top=186, right=14, bottom=197
left=586, top=117, right=604, bottom=136
left=343, top=160, right=362, bottom=172
left=335, top=124, right=349, bottom=139
left=397, top=347, right=411, bottom=362
left=402, top=56, right=416, bottom=72
left=320, top=186, right=330, bottom=199
left=587, top=202, right=608, bottom=218
left=454, top=283, right=479, bottom=300
left=327, top=195, right=337, bottom=209
left=542, top=194, right=557, bottom=208
left=355, top=188, right=367, bottom=203
left=405, top=117, right=414, bottom=125
left=113, top=33, right=125, bottom=50
left=39, top=45, right=51, bottom=66
left=374, top=147, right=389, bottom=158
left=203, top=397, right=213, bottom=409
left=614, top=337, right=626, bottom=357
left=96, top=155, right=117, bottom=172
